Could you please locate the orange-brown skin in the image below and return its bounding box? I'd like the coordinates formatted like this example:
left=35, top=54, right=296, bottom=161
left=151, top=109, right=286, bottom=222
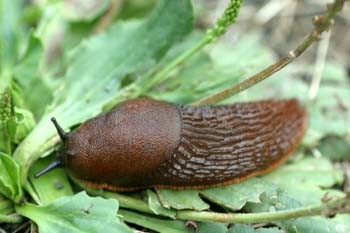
left=58, top=98, right=307, bottom=192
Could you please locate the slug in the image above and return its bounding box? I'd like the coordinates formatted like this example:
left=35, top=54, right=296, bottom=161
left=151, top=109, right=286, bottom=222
left=35, top=98, right=307, bottom=191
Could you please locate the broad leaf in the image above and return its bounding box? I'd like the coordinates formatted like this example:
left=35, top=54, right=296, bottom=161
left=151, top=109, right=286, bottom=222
left=201, top=178, right=279, bottom=211
left=16, top=191, right=133, bottom=233
left=0, top=0, right=22, bottom=70
left=119, top=209, right=187, bottom=233
left=150, top=33, right=273, bottom=104
left=281, top=216, right=350, bottom=233
left=331, top=214, right=350, bottom=232
left=317, top=136, right=350, bottom=161
left=14, top=0, right=194, bottom=183
left=197, top=222, right=227, bottom=233
left=7, top=107, right=35, bottom=144
left=13, top=35, right=54, bottom=119
left=59, top=0, right=110, bottom=22
left=229, top=224, right=255, bottom=233
left=0, top=152, right=22, bottom=202
left=157, top=189, right=209, bottom=211
left=261, top=157, right=344, bottom=205
left=0, top=194, right=22, bottom=223
left=147, top=189, right=176, bottom=218
left=244, top=188, right=302, bottom=213
left=28, top=155, right=73, bottom=205
left=229, top=225, right=284, bottom=233
left=155, top=178, right=279, bottom=212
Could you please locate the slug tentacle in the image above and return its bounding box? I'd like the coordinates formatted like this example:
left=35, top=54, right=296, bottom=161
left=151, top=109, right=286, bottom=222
left=51, top=117, right=67, bottom=142
left=34, top=158, right=62, bottom=178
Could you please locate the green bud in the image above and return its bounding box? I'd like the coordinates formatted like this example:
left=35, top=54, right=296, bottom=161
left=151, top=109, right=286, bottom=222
left=206, top=0, right=244, bottom=42
left=0, top=90, right=12, bottom=124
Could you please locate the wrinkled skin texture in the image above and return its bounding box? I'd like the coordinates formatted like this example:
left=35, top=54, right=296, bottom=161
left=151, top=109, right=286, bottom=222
left=60, top=98, right=307, bottom=191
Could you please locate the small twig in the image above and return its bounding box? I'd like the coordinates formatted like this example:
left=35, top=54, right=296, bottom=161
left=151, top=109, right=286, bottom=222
left=185, top=220, right=198, bottom=233
left=91, top=0, right=122, bottom=34
left=194, top=0, right=345, bottom=105
left=12, top=221, right=30, bottom=233
left=342, top=162, right=349, bottom=192
left=254, top=0, right=293, bottom=24
left=308, top=30, right=332, bottom=101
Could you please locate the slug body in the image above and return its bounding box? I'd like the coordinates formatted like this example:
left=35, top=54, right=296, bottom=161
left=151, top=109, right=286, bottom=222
left=37, top=98, right=307, bottom=191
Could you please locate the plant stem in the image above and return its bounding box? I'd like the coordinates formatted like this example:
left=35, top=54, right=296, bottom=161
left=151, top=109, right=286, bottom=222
left=86, top=188, right=153, bottom=214
left=140, top=0, right=244, bottom=94
left=91, top=0, right=122, bottom=34
left=0, top=213, right=23, bottom=223
left=176, top=197, right=349, bottom=223
left=193, top=0, right=345, bottom=105
left=119, top=209, right=185, bottom=233
left=308, top=30, right=331, bottom=101
left=86, top=185, right=350, bottom=224
left=140, top=37, right=210, bottom=93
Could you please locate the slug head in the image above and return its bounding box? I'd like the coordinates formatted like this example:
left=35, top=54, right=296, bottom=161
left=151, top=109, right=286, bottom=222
left=34, top=117, right=67, bottom=178
left=35, top=98, right=182, bottom=188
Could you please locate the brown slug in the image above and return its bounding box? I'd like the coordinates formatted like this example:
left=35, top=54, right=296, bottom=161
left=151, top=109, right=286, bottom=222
left=35, top=98, right=307, bottom=191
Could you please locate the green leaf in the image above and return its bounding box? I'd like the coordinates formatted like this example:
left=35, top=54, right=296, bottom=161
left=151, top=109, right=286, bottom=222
left=229, top=224, right=255, bottom=233
left=147, top=189, right=176, bottom=218
left=0, top=152, right=22, bottom=203
left=154, top=178, right=278, bottom=213
left=14, top=0, right=194, bottom=185
left=16, top=191, right=133, bottom=233
left=282, top=216, right=350, bottom=233
left=0, top=83, right=35, bottom=148
left=331, top=214, right=350, bottom=232
left=306, top=84, right=350, bottom=144
left=197, top=222, right=227, bottom=233
left=157, top=189, right=209, bottom=211
left=59, top=0, right=110, bottom=22
left=0, top=0, right=23, bottom=69
left=261, top=157, right=344, bottom=205
left=119, top=0, right=157, bottom=19
left=200, top=178, right=279, bottom=211
left=7, top=107, right=36, bottom=144
left=244, top=188, right=302, bottom=213
left=13, top=35, right=43, bottom=88
left=321, top=61, right=348, bottom=83
left=229, top=225, right=284, bottom=233
left=119, top=209, right=187, bottom=233
left=13, top=34, right=53, bottom=119
left=150, top=33, right=273, bottom=104
left=0, top=194, right=22, bottom=223
left=317, top=136, right=350, bottom=161
left=256, top=227, right=284, bottom=233
left=28, top=155, right=73, bottom=205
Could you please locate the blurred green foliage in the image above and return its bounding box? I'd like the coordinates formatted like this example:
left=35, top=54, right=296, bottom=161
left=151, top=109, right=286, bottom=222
left=0, top=0, right=349, bottom=232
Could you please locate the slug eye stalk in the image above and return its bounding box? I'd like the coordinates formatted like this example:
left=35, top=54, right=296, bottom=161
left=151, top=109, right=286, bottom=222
left=35, top=117, right=66, bottom=178
left=51, top=117, right=67, bottom=142
left=34, top=158, right=62, bottom=178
